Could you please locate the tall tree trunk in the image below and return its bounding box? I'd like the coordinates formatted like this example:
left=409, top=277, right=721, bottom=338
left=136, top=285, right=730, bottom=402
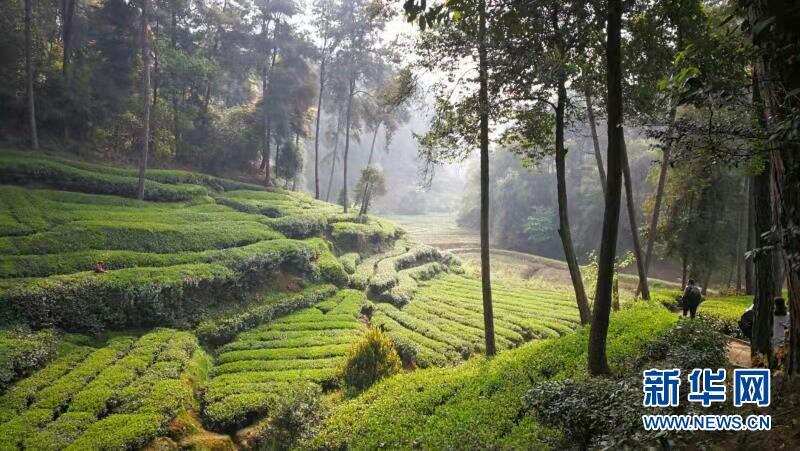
left=743, top=0, right=800, bottom=373
left=588, top=0, right=623, bottom=376
left=358, top=123, right=382, bottom=208
left=366, top=123, right=380, bottom=166
left=261, top=18, right=277, bottom=186
left=24, top=0, right=39, bottom=150
left=681, top=253, right=688, bottom=289
left=325, top=112, right=343, bottom=202
left=745, top=176, right=756, bottom=294
left=61, top=0, right=75, bottom=77
left=478, top=0, right=496, bottom=356
left=735, top=181, right=746, bottom=293
left=342, top=77, right=355, bottom=212
left=585, top=89, right=606, bottom=196
left=61, top=0, right=76, bottom=140
left=642, top=107, right=677, bottom=288
left=556, top=80, right=592, bottom=324
left=752, top=167, right=777, bottom=365
left=170, top=8, right=180, bottom=158
left=621, top=139, right=650, bottom=299
left=136, top=0, right=151, bottom=200
left=313, top=55, right=326, bottom=199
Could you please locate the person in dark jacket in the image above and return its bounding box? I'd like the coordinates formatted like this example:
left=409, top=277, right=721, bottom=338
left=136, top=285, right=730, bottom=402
left=739, top=304, right=754, bottom=339
left=682, top=279, right=702, bottom=319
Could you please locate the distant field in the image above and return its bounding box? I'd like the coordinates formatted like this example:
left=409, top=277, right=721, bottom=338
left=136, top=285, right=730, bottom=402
left=387, top=213, right=683, bottom=292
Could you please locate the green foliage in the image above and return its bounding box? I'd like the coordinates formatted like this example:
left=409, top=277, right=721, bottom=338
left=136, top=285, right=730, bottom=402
left=0, top=166, right=378, bottom=332
left=202, top=290, right=365, bottom=431
left=523, top=378, right=640, bottom=448
left=637, top=317, right=728, bottom=370
left=0, top=152, right=207, bottom=201
left=371, top=274, right=579, bottom=367
left=367, top=244, right=457, bottom=306
left=0, top=329, right=208, bottom=450
left=313, top=303, right=677, bottom=449
left=340, top=327, right=402, bottom=395
left=195, top=284, right=338, bottom=347
left=0, top=327, right=59, bottom=391
left=338, top=252, right=361, bottom=274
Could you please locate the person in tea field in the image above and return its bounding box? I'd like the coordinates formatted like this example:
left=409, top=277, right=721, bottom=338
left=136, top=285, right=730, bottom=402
left=681, top=279, right=703, bottom=319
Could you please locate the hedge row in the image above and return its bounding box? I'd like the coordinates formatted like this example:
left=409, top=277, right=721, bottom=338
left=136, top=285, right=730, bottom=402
left=370, top=274, right=580, bottom=367
left=0, top=219, right=283, bottom=256
left=202, top=290, right=366, bottom=431
left=312, top=303, right=677, bottom=450
left=367, top=245, right=459, bottom=306
left=195, top=284, right=338, bottom=347
left=0, top=153, right=206, bottom=201
left=1, top=149, right=263, bottom=193
left=0, top=329, right=211, bottom=450
left=0, top=238, right=345, bottom=332
left=0, top=327, right=59, bottom=392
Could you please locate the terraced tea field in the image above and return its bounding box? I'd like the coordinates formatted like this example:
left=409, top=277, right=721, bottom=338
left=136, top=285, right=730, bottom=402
left=0, top=329, right=209, bottom=450
left=203, top=290, right=366, bottom=431
left=0, top=150, right=603, bottom=448
left=373, top=273, right=581, bottom=367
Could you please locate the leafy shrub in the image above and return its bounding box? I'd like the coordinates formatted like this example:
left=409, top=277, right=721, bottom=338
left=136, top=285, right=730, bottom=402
left=338, top=252, right=360, bottom=274
left=0, top=153, right=206, bottom=201
left=0, top=239, right=336, bottom=332
left=195, top=284, right=337, bottom=346
left=340, top=327, right=402, bottom=395
left=635, top=316, right=728, bottom=371
left=0, top=327, right=59, bottom=391
left=239, top=384, right=326, bottom=450
left=523, top=378, right=642, bottom=449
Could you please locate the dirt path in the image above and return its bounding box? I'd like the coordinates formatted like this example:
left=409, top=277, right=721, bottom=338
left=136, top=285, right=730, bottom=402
left=726, top=337, right=751, bottom=367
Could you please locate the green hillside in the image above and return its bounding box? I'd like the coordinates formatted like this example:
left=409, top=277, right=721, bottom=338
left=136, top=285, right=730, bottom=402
left=0, top=151, right=689, bottom=449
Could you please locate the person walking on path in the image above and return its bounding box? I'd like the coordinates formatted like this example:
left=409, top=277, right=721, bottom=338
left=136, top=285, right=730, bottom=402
left=682, top=279, right=702, bottom=319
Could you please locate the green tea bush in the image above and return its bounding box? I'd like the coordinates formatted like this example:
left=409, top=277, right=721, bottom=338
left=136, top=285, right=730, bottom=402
left=340, top=327, right=402, bottom=395
left=635, top=316, right=728, bottom=371
left=0, top=329, right=208, bottom=450
left=203, top=290, right=366, bottom=431
left=338, top=252, right=360, bottom=274
left=1, top=239, right=341, bottom=332
left=312, top=303, right=677, bottom=449
left=0, top=327, right=58, bottom=391
left=195, top=284, right=337, bottom=346
left=0, top=153, right=206, bottom=201
left=523, top=378, right=642, bottom=449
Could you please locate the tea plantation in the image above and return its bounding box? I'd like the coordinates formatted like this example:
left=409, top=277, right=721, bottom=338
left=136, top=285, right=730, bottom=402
left=0, top=150, right=682, bottom=448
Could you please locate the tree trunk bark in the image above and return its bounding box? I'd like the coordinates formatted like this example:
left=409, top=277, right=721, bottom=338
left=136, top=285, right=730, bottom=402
left=752, top=167, right=777, bottom=365
left=585, top=89, right=606, bottom=196
left=24, top=0, right=39, bottom=150
left=681, top=254, right=688, bottom=289
left=588, top=0, right=623, bottom=376
left=342, top=77, right=355, bottom=212
left=325, top=112, right=343, bottom=202
left=745, top=177, right=756, bottom=294
left=136, top=0, right=151, bottom=200
left=313, top=56, right=326, bottom=199
left=478, top=0, right=496, bottom=356
left=61, top=0, right=75, bottom=78
left=555, top=81, right=592, bottom=324
left=642, top=107, right=677, bottom=289
left=261, top=18, right=277, bottom=186
left=621, top=139, right=650, bottom=300
left=735, top=181, right=746, bottom=293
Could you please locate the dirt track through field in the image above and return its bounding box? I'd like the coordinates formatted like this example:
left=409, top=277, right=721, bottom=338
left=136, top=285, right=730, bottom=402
left=386, top=213, right=682, bottom=290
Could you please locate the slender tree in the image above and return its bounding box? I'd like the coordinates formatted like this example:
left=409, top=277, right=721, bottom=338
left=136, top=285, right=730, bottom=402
left=136, top=0, right=152, bottom=200
left=621, top=139, right=650, bottom=299
left=585, top=89, right=606, bottom=195
left=477, top=0, right=496, bottom=356
left=588, top=0, right=623, bottom=376
left=24, top=0, right=39, bottom=150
